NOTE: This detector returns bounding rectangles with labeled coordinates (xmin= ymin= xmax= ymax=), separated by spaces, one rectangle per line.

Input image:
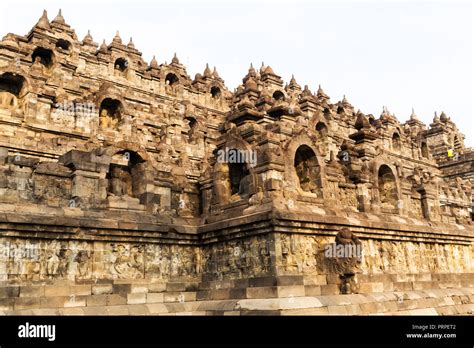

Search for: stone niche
xmin=377 ymin=165 xmax=399 ymax=213
xmin=0 ymin=72 xmax=26 ymax=117
xmin=99 ymin=98 xmax=123 ymax=130
xmin=294 ymin=145 xmax=322 ymax=195
xmin=106 ymin=150 xmax=145 ymax=210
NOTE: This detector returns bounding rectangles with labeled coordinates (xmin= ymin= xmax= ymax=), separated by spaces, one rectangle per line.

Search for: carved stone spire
xmin=317 ymin=84 xmax=329 ymax=101
xmin=99 ymin=39 xmax=108 ymax=52
xmin=127 ymin=37 xmax=135 ymax=49
xmin=52 ymin=9 xmax=65 ymax=24
xmin=440 ymin=111 xmax=448 ymax=122
xmin=301 ymin=85 xmax=313 ymax=98
xmin=83 ymin=30 xmax=93 ymax=44
xmin=35 ymin=10 xmax=50 ymax=30
xmin=112 ymin=31 xmax=122 ymax=44
xmin=212 ymin=66 xmax=220 ymax=79
xmin=203 ymin=63 xmax=212 ymax=78
xmin=410 ymin=107 xmax=418 ymax=120
xmin=287 ymin=74 xmax=301 ymax=91
xmin=171 ymin=53 xmax=180 ymax=65
xmin=150 ymin=55 xmax=159 ymax=69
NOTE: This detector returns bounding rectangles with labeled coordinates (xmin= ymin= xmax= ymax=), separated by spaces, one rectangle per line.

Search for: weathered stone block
xmin=127 ymin=293 xmax=147 ymax=305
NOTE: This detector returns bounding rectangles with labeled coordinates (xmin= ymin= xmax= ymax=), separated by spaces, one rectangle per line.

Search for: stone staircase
xmin=1 ymin=273 xmax=473 ymax=315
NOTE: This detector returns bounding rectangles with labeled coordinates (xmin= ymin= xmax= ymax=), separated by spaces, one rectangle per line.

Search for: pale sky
xmin=1 ymin=0 xmax=473 ymax=146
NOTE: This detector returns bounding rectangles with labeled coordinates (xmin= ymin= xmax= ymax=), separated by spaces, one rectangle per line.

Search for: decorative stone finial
xmin=440 ymin=111 xmax=448 ymax=122
xmin=52 ymin=9 xmax=65 ymax=24
xmin=301 ymin=85 xmax=312 ymax=98
xmin=99 ymin=39 xmax=108 ymax=52
xmin=263 ymin=65 xmax=275 ymax=75
xmin=150 ymin=55 xmax=159 ymax=69
xmin=410 ymin=107 xmax=418 ymax=120
xmin=36 ymin=10 xmax=50 ymax=30
xmin=203 ymin=63 xmax=212 ymax=78
xmin=317 ymin=84 xmax=329 ymax=100
xmin=83 ymin=30 xmax=93 ymax=43
xmin=127 ymin=37 xmax=135 ymax=49
xmin=171 ymin=52 xmax=179 ymax=64
xmin=113 ymin=31 xmax=122 ymax=44
xmin=212 ymin=66 xmax=220 ymax=79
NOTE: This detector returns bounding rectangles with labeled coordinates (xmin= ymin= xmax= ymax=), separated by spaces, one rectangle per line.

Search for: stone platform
xmin=1 ymin=273 xmax=473 ymax=315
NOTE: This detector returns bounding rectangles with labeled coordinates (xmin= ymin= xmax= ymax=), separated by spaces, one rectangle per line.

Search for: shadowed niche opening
xmin=0 ymin=73 xmax=26 ymax=108
xmin=378 ymin=165 xmax=398 ymax=210
xmin=421 ymin=142 xmax=429 ymax=158
xmin=210 ymin=86 xmax=221 ymax=98
xmin=32 ymin=47 xmax=54 ymax=68
xmin=165 ymin=73 xmax=179 ymax=86
xmin=99 ymin=98 xmax=123 ymax=129
xmin=294 ymin=145 xmax=320 ymax=193
xmin=114 ymin=58 xmax=128 ymax=72
xmin=56 ymin=39 xmax=71 ymax=51
xmin=273 ymin=90 xmax=285 ymax=101
xmin=392 ymin=132 xmax=401 ymax=151
xmin=185 ymin=117 xmax=197 ymax=141
xmin=316 ymin=122 xmax=328 ymax=141
xmin=107 ymin=150 xmax=145 ymax=198
xmin=228 ymin=157 xmax=250 ymax=196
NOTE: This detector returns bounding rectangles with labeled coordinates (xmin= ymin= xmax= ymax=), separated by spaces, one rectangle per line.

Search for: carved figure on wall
xmin=331 ymin=228 xmax=362 ymax=294
xmin=211 ymin=162 xmax=231 ymax=204
xmin=74 ymin=243 xmax=91 ymax=279
xmin=108 ymin=165 xmax=133 ymax=197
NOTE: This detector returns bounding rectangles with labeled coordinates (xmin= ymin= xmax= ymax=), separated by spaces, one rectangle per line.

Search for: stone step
xmin=2 ymin=287 xmax=473 ymax=316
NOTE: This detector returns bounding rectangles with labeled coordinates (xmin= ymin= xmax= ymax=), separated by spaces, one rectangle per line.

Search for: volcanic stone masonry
xmin=0 ymin=10 xmax=472 ymax=315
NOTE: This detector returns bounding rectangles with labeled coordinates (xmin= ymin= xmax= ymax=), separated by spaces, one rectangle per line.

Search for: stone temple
xmin=0 ymin=10 xmax=472 ymax=315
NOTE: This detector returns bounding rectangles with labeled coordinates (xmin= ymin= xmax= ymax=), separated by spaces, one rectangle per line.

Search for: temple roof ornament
xmin=52 ymin=9 xmax=66 ymax=25
xmin=149 ymin=55 xmax=159 ymax=69
xmin=263 ymin=65 xmax=276 ymax=75
xmin=127 ymin=37 xmax=135 ymax=49
xmin=301 ymin=85 xmax=313 ymax=98
xmin=244 ymin=77 xmax=259 ymax=92
xmin=99 ymin=40 xmax=108 ymax=52
xmin=171 ymin=52 xmax=180 ymax=65
xmin=83 ymin=30 xmax=93 ymax=43
xmin=212 ymin=66 xmax=220 ymax=79
xmin=440 ymin=111 xmax=448 ymax=122
xmin=203 ymin=63 xmax=212 ymax=78
xmin=410 ymin=107 xmax=418 ymax=120
xmin=317 ymin=84 xmax=329 ymax=101
xmin=35 ymin=10 xmax=51 ymax=30
xmin=112 ymin=31 xmax=122 ymax=44
xmin=287 ymin=74 xmax=301 ymax=91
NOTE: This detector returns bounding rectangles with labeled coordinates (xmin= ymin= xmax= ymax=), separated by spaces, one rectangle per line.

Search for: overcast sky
xmin=1 ymin=0 xmax=472 ymax=146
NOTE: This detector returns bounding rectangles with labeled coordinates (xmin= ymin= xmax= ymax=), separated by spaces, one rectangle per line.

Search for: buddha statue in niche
xmin=295 ymin=159 xmax=319 ymax=193
xmin=379 ymin=176 xmax=397 ymax=208
xmin=211 ymin=162 xmax=231 ymax=205
xmin=108 ymin=165 xmax=133 ymax=197
xmin=99 ymin=108 xmax=110 ymax=129
xmin=0 ymin=91 xmax=17 ymax=108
